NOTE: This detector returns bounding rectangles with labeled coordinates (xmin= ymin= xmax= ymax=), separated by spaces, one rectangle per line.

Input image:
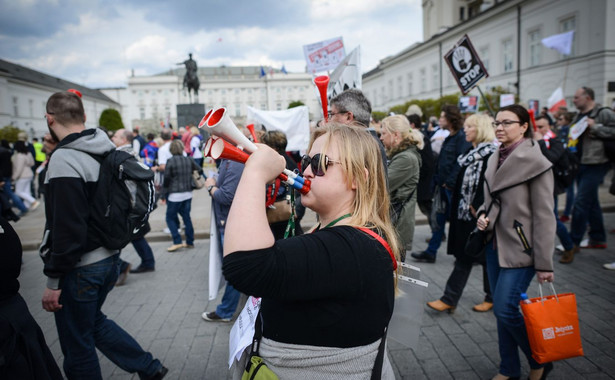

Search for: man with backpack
xmin=568 ymin=87 xmax=615 ymax=254
xmin=40 ymin=92 xmax=167 ymax=379
xmin=534 ymin=116 xmax=577 ymax=264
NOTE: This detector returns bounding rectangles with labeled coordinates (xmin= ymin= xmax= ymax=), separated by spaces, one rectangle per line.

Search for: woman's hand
xmin=536 ymin=271 xmax=554 ymax=284
xmin=245 ymin=144 xmax=286 ymax=183
xmin=477 ymin=214 xmax=490 ymax=231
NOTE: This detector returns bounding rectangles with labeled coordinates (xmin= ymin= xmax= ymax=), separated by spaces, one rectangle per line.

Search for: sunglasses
xmin=301 ymin=153 xmax=341 ymax=176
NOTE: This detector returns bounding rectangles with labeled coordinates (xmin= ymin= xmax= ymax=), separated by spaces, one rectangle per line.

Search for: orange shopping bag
xmin=520 ymin=283 xmax=584 ymax=364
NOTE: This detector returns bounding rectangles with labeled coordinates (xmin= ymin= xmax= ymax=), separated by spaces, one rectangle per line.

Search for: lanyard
xmin=323 ymin=213 xmax=352 ymax=229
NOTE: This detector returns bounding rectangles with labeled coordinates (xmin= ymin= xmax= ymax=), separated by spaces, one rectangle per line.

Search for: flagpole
xmin=476 ymin=85 xmax=495 ymax=118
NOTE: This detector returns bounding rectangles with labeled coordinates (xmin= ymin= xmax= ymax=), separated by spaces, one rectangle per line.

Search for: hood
xmin=57 ymin=128 xmax=115 ymax=156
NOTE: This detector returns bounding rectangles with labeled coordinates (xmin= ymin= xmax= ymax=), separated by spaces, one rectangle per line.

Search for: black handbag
xmin=464 ymin=181 xmax=499 ymax=258
xmin=464 ymin=228 xmax=488 ymax=258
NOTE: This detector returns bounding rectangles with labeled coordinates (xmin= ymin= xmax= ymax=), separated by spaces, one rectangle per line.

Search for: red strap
xmin=355 ymin=227 xmax=397 ymax=271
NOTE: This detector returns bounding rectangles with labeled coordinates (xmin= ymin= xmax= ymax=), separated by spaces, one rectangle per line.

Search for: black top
xmin=0 ymin=216 xmax=22 ymax=301
xmin=222 ymin=225 xmax=394 ymax=347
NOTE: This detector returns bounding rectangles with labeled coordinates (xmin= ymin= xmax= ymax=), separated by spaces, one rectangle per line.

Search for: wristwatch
xmin=207 ymin=185 xmax=214 ymax=195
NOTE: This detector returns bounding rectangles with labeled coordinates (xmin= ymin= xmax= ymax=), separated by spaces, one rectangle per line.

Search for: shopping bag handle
xmin=538 ymin=282 xmax=559 ymax=305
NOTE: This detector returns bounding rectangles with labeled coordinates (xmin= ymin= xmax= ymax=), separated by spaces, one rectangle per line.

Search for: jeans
xmin=485 ymin=241 xmax=543 ymax=377
xmin=132 ymin=237 xmax=155 ymax=268
xmin=215 ymin=232 xmax=241 ymax=318
xmin=2 ymin=177 xmax=27 ymax=213
xmin=425 ymin=188 xmax=451 ymax=256
xmin=570 ymin=163 xmax=610 ymax=245
xmin=166 ymin=198 xmax=194 ymax=245
xmin=15 ymin=178 xmax=36 ymax=207
xmin=554 ymin=196 xmax=574 ymax=251
xmin=441 ymin=259 xmax=492 ymax=307
xmin=563 ymin=183 xmax=575 ymax=217
xmin=54 ymin=255 xmax=161 ymax=380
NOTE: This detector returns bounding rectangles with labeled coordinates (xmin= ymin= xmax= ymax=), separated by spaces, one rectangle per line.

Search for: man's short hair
xmin=582 ymin=86 xmax=595 ymax=100
xmin=330 ymin=89 xmax=372 ymax=127
xmin=160 ymin=129 xmax=172 ymax=141
xmin=46 ymin=92 xmax=85 ymax=125
xmin=118 ymin=129 xmax=133 ymax=144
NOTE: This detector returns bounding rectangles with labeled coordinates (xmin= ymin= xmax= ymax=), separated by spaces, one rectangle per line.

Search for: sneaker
xmin=147 ymin=366 xmax=168 ymax=380
xmin=202 ymin=311 xmax=231 ymax=322
xmin=183 ymin=243 xmax=195 ymax=249
xmin=559 ymin=245 xmax=579 ymax=264
xmin=580 ymin=240 xmax=607 ymax=249
xmin=163 ymin=227 xmax=171 ymax=234
xmin=29 ymin=200 xmax=40 ymax=211
xmin=603 ymin=262 xmax=615 ymax=270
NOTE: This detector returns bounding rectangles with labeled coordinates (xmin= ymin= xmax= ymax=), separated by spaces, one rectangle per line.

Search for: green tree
xmin=0 ymin=125 xmax=24 ymax=143
xmin=371 ymin=111 xmax=387 ymax=122
xmin=99 ymin=109 xmax=124 ymax=132
xmin=288 ymin=101 xmax=305 ymax=109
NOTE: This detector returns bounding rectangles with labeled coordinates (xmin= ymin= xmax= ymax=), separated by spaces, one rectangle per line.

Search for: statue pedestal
xmin=176 ymin=103 xmax=206 ymax=129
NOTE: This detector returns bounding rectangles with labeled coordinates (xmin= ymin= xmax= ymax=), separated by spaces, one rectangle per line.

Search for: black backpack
xmin=89 ymin=150 xmax=156 ymax=249
xmin=553 ymin=148 xmax=579 ymax=191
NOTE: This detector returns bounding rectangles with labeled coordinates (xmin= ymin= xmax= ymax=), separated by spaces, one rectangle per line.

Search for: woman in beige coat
xmin=12 ymin=141 xmax=39 ymax=211
xmin=477 ymin=104 xmax=555 ymax=380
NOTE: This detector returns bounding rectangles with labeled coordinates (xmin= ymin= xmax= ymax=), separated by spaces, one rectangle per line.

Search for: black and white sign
xmin=444 ymin=34 xmax=489 ymax=95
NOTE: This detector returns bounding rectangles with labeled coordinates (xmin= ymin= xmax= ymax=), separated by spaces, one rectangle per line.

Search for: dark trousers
xmin=441 ymin=259 xmax=492 ymax=307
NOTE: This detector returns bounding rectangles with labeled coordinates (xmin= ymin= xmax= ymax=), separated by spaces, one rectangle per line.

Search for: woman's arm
xmin=223 ymin=145 xmax=286 ymax=256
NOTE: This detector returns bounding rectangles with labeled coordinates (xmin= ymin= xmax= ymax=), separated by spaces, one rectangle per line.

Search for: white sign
xmin=208 ymin=208 xmax=225 ymax=300
xmin=247 ymin=106 xmax=310 ymax=152
xmin=229 ymin=296 xmax=261 ymax=368
xmin=569 ymin=116 xmax=588 ymax=141
xmin=500 ymin=94 xmax=515 ymax=107
xmin=327 ymin=46 xmax=362 ymax=99
xmin=303 ymin=36 xmax=345 ymax=74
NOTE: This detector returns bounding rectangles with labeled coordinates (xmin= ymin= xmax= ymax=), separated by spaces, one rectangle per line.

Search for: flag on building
xmin=281 ymin=65 xmax=288 ymax=74
xmin=547 ymin=87 xmax=567 ymax=113
xmin=541 ymin=31 xmax=574 ymax=56
xmin=259 ymin=66 xmax=266 ymax=78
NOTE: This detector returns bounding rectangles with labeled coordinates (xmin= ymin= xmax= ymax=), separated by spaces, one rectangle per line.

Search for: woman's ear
xmin=351 ymin=168 xmax=369 ymax=190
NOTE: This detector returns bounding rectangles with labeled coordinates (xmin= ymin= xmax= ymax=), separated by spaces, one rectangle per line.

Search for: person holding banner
xmin=379 ymin=115 xmax=422 ymax=258
xmin=222 ymin=123 xmax=398 ymax=379
xmin=202 ymin=158 xmax=245 ymax=323
xmin=476 ymin=104 xmax=555 ymax=380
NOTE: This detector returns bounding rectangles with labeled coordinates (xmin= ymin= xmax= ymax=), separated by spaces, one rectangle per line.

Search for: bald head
xmin=112 ymin=128 xmax=134 ymax=147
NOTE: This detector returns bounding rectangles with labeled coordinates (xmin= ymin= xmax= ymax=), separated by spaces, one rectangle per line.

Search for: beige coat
xmin=12 ymin=152 xmax=34 ymax=181
xmin=480 ymin=139 xmax=555 ymax=272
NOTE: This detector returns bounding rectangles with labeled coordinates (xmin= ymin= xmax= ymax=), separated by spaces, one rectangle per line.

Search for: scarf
xmin=457 ymin=142 xmax=497 ymax=221
xmin=498 ymin=137 xmax=526 ymax=168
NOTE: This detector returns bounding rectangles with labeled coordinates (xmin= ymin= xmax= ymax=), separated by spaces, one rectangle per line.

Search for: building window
xmin=388 ymin=80 xmax=394 ymax=102
xmin=431 ymin=64 xmax=439 ymax=91
xmin=479 ymin=46 xmax=489 ymax=71
xmin=459 ymin=6 xmax=465 ymax=21
xmin=420 ymin=68 xmax=426 ymax=93
xmin=276 ymin=103 xmax=282 ymax=110
xmin=560 ymin=16 xmax=576 ymax=57
xmin=503 ymin=39 xmax=513 ymax=72
xmin=29 ymin=99 xmax=34 ymax=117
xmin=235 ymin=103 xmax=241 ymax=117
xmin=529 ymin=29 xmax=541 ymax=67
xmin=261 ymin=103 xmax=266 ymax=110
xmin=12 ymin=97 xmax=18 ymax=116
xmin=139 ymin=107 xmax=145 ymax=119
xmin=397 ymin=76 xmax=403 ymax=99
xmin=407 ymin=73 xmax=413 ymax=96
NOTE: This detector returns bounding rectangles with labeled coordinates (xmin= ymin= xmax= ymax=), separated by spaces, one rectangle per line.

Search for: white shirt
xmin=158 ymin=142 xmax=172 ymax=166
xmin=190 ymin=136 xmax=203 ymax=159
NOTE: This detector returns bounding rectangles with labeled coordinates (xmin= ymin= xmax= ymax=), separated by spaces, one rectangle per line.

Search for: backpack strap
xmin=355 ymin=227 xmax=397 ymax=271
xmin=371 ymin=326 xmax=388 ymax=380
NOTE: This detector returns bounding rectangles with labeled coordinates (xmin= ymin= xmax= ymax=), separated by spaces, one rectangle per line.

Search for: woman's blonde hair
xmin=381 ymin=115 xmax=424 ymax=153
xmin=190 ymin=126 xmax=200 ymax=136
xmin=465 ymin=114 xmax=495 ymax=144
xmin=310 ymin=123 xmax=401 ymax=279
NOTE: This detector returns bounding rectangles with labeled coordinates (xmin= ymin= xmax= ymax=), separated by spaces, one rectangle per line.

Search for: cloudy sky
xmin=0 ymin=0 xmax=423 ymax=89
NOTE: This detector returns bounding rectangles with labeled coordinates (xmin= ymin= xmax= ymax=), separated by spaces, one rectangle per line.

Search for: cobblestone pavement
xmin=16 ymin=211 xmax=615 ymax=379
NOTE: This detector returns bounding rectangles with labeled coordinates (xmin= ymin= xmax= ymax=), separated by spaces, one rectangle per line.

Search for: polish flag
xmin=547 ymin=87 xmax=566 ymax=113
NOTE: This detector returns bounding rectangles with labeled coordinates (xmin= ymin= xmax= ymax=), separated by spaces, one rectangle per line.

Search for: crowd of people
xmin=1 ymin=85 xmax=614 ymax=380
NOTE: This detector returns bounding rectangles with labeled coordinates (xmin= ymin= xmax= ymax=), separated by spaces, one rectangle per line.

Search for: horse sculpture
xmin=178 ymin=53 xmax=200 ymax=103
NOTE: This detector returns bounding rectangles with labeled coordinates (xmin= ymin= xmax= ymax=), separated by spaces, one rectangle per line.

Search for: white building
xmin=101 ymin=66 xmax=321 ymax=130
xmin=364 ymin=0 xmax=615 ymax=113
xmin=0 ymin=59 xmax=120 ymax=138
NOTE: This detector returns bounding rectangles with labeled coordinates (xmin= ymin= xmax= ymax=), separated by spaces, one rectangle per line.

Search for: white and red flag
xmin=548 ymin=87 xmax=566 ymax=113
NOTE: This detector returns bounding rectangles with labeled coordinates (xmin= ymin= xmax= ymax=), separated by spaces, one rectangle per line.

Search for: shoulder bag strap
xmin=355 ymin=227 xmax=397 ymax=271
xmin=370 ymin=326 xmax=388 ymax=380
